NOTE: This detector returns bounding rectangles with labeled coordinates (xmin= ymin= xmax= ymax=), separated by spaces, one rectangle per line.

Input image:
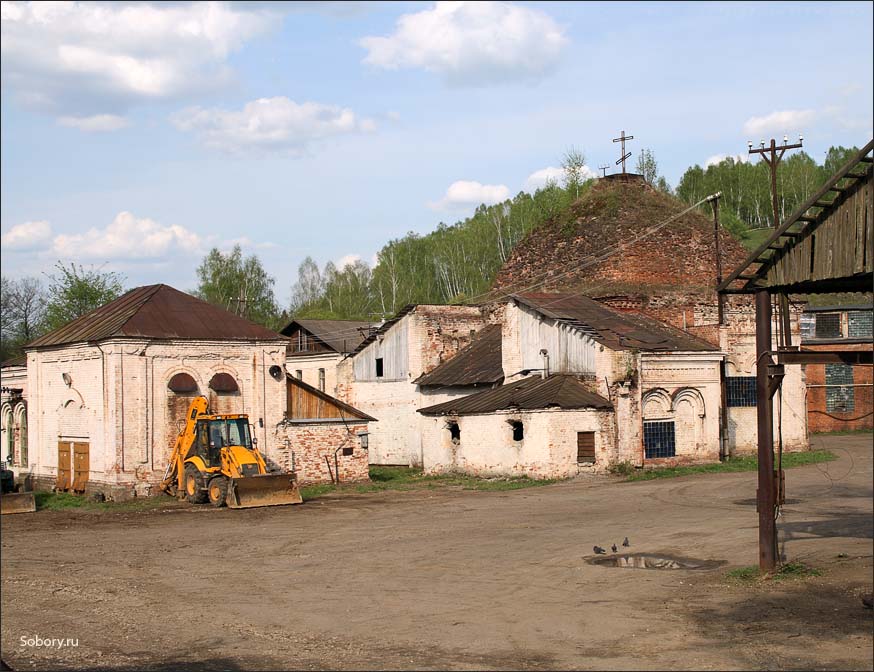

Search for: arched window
xmin=209 ymin=373 xmax=239 ymax=394
xmin=168 ymin=373 xmax=198 ymax=393
xmin=16 ymin=405 xmax=27 ymax=467
xmin=2 ymin=407 xmax=12 ymax=463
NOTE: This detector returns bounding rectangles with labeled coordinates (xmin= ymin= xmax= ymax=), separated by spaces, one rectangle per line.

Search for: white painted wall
xmin=285 ymin=352 xmax=342 ymax=395
xmin=25 ymin=337 xmax=288 ymax=493
xmin=420 ymin=408 xmax=615 ymax=478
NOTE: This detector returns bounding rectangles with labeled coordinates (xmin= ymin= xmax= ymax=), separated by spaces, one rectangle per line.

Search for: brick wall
xmin=803 ymin=343 xmax=873 ymax=433
xmin=273 ymin=421 xmax=370 ymax=485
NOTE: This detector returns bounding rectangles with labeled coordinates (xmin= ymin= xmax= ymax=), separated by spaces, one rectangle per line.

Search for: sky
xmin=2 ymin=1 xmax=872 ymax=307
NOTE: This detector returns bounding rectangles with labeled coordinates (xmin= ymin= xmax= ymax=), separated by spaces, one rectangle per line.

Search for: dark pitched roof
xmin=512 ymin=293 xmax=717 ymax=352
xmin=348 ymin=304 xmax=416 ymax=357
xmin=414 ymin=324 xmax=503 ymax=387
xmin=0 ymin=355 xmax=26 ymax=368
xmin=418 ymin=374 xmax=612 ymax=416
xmin=281 ymin=319 xmax=371 ymax=354
xmin=26 ymin=284 xmax=284 ymax=349
xmin=286 ymin=374 xmax=376 ymax=421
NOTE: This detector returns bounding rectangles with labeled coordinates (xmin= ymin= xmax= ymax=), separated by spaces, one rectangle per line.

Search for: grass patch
xmin=34 ymin=491 xmax=177 ymax=512
xmin=727 ymin=561 xmax=822 ymax=584
xmin=624 ymin=450 xmax=836 ymax=482
xmin=811 ymin=429 xmax=873 ymax=437
xmin=300 ymin=466 xmax=556 ymax=501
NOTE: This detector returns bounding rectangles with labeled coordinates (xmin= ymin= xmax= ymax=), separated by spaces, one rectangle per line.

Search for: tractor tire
xmin=184 ymin=465 xmax=208 ymax=504
xmin=207 ymin=476 xmax=229 ymax=508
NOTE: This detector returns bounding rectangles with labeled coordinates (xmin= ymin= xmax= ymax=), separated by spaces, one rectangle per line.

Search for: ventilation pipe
xmin=540 ymin=349 xmax=550 ymax=379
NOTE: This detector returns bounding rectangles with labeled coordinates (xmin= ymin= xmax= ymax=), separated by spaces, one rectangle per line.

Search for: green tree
xmin=636 ymin=148 xmax=671 ymax=193
xmin=195 ymin=245 xmax=281 ymax=329
xmin=289 ymin=256 xmax=324 ymax=313
xmin=561 ymin=146 xmax=588 ymax=199
xmin=44 ymin=262 xmax=125 ymax=332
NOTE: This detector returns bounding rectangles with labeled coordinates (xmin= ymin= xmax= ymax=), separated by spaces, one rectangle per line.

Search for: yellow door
xmin=57 ymin=442 xmax=72 ymax=491
xmin=72 ymin=442 xmax=89 ymax=492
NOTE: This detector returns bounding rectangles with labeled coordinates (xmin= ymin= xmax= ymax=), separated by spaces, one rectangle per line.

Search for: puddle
xmin=587 ymin=552 xmax=725 ymax=570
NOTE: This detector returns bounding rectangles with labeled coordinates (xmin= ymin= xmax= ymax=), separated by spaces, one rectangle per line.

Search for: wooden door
xmin=57 ymin=441 xmax=72 ymax=490
xmin=72 ymin=442 xmax=89 ymax=492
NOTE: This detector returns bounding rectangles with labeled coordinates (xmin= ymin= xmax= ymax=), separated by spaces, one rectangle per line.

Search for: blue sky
xmin=2 ymin=1 xmax=872 ymax=306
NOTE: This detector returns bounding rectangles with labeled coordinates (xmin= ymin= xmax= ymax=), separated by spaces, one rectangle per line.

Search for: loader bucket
xmin=227 ymin=474 xmax=303 ymax=509
xmin=1 ymin=492 xmax=37 ymax=515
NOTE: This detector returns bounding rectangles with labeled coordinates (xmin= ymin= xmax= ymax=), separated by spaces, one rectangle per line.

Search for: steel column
xmin=755 ymin=289 xmax=777 ymax=571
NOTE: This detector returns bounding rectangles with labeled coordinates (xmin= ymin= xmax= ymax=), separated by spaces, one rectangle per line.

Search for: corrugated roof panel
xmin=415 ymin=324 xmax=503 ymax=387
xmin=418 ymin=374 xmax=612 ymax=416
xmin=513 ymin=293 xmax=717 ymax=352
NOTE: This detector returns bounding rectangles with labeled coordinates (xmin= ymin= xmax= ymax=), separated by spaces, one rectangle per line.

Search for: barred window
xmin=825 ymin=364 xmax=855 ymax=413
xmin=726 ymin=377 xmax=757 ymax=407
xmin=814 ymin=313 xmax=842 ymax=339
xmin=848 ymin=311 xmax=872 ymax=339
xmin=644 ymin=421 xmax=675 ymax=459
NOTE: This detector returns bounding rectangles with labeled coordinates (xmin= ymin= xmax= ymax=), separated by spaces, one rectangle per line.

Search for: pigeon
xmin=593 ymin=545 xmax=606 ymax=555
xmin=622 ymin=537 xmax=630 ymax=547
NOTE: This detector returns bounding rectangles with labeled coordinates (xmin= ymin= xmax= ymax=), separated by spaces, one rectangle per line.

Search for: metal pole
xmin=769 ymin=139 xmax=780 ymax=229
xmin=711 ymin=195 xmax=724 ymax=325
xmin=755 ymin=289 xmax=777 ymax=572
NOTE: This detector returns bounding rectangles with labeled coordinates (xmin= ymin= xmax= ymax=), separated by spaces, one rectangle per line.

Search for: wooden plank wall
xmin=287 ymin=382 xmax=346 ymax=420
xmin=768 ymin=170 xmax=872 ymax=287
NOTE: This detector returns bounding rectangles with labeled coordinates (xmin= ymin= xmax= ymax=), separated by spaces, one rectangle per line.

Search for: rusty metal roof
xmin=26 ymin=284 xmax=284 ymax=349
xmin=281 ymin=318 xmax=372 ymax=354
xmin=512 ymin=293 xmax=717 ymax=352
xmin=414 ymin=324 xmax=503 ymax=387
xmin=418 ymin=374 xmax=612 ymax=416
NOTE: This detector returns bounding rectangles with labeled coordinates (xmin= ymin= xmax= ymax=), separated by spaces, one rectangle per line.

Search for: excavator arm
xmin=159 ymin=396 xmax=209 ymax=496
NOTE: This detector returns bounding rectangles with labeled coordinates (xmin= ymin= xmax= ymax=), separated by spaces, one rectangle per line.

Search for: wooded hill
xmin=292 ymin=145 xmax=861 ymax=320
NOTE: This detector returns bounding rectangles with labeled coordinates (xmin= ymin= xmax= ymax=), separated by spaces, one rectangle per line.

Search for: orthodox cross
xmin=613 ymin=130 xmax=634 ymax=174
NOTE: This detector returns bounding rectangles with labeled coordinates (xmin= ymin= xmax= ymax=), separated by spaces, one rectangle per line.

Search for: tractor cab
xmin=192 ymin=416 xmax=253 ymax=468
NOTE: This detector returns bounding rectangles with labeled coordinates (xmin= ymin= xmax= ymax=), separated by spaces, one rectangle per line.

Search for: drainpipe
xmin=540 ymin=349 xmax=549 ymax=379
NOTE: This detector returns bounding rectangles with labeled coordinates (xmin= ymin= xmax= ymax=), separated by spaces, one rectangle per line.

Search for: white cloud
xmin=1 ymin=220 xmax=53 ymax=250
xmin=524 ymin=165 xmax=597 ymax=192
xmin=172 ymin=97 xmax=376 ymax=155
xmin=429 ymin=180 xmax=510 ymax=211
xmin=742 ymin=109 xmax=816 ymax=137
xmin=57 ymin=114 xmax=130 ymax=132
xmin=360 ymin=1 xmax=568 ymax=86
xmin=1 ymin=1 xmax=273 ymax=116
xmin=704 ymin=154 xmax=748 ymax=168
xmin=336 ymin=254 xmax=362 ymax=270
xmin=51 ymin=211 xmax=202 ymax=261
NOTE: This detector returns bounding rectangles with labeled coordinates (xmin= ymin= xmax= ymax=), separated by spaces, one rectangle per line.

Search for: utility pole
xmin=706 ymin=192 xmax=724 ymax=325
xmin=613 ymin=130 xmax=634 ymax=174
xmin=747 ymin=134 xmax=801 ymax=574
xmin=747 ymin=134 xmax=803 ymax=228
xmin=598 ymin=164 xmax=610 ymax=178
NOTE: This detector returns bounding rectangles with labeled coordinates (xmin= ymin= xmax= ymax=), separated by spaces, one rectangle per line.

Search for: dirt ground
xmin=1 ymin=434 xmax=872 ymax=671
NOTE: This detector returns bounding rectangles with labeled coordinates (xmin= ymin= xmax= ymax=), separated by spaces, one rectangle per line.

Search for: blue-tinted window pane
xmin=848 ymin=311 xmax=872 ymax=339
xmin=726 ymin=376 xmax=757 ymax=407
xmin=644 ymin=421 xmax=675 ymax=459
xmin=825 ymin=364 xmax=855 ymax=412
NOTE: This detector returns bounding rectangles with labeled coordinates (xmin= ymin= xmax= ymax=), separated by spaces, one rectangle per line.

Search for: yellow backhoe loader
xmin=160 ymin=397 xmax=302 ymax=509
